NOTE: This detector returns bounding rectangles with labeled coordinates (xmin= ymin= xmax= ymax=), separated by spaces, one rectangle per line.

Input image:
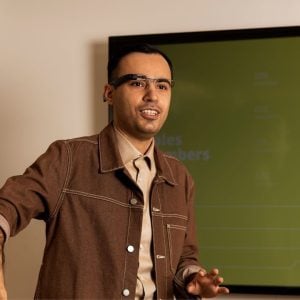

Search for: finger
xmin=218 ymin=286 xmax=230 ymax=294
xmin=214 ymin=276 xmax=224 ymax=285
xmin=208 ymin=268 xmax=219 ymax=276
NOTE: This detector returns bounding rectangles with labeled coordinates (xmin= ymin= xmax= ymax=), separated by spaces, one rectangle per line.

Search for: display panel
xmin=109 ymin=27 xmax=300 ymax=294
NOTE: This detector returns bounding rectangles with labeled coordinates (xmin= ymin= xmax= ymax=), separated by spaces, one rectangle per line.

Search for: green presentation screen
xmin=109 ymin=27 xmax=300 ymax=294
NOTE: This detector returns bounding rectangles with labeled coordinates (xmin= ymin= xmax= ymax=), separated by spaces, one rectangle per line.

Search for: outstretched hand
xmin=186 ymin=268 xmax=229 ymax=298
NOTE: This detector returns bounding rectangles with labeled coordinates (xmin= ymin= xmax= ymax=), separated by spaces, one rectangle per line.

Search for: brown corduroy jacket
xmin=0 ymin=123 xmax=201 ymax=299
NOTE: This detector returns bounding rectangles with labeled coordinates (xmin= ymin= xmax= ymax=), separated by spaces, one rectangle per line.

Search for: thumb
xmin=186 ymin=272 xmax=204 ymax=295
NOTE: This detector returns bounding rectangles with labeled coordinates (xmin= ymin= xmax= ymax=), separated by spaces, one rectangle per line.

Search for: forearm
xmin=0 ymin=229 xmax=7 ymax=299
xmin=0 ymin=228 xmax=5 ymax=265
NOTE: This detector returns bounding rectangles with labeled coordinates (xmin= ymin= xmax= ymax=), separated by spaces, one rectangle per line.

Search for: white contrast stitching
xmin=152 ymin=212 xmax=188 ymax=220
xmin=63 ymin=188 xmax=144 ymax=209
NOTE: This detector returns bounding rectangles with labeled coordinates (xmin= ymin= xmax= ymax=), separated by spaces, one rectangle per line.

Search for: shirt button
xmin=127 ymin=245 xmax=135 ymax=253
xmin=130 ymin=198 xmax=138 ymax=205
xmin=122 ymin=289 xmax=130 ymax=296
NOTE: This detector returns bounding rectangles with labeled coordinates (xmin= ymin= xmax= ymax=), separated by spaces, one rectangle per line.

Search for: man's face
xmin=104 ymin=52 xmax=172 ymax=142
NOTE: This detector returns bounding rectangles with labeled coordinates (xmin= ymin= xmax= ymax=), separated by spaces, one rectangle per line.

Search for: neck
xmin=132 ymin=138 xmax=153 ymax=154
xmin=115 ymin=127 xmax=153 ymax=154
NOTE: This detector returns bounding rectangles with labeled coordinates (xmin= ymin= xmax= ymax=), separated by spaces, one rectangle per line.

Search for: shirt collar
xmin=114 ymin=126 xmax=155 ymax=169
xmin=98 ymin=122 xmax=177 ymax=185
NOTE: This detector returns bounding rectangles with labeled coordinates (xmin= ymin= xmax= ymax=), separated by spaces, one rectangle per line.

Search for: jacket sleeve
xmin=173 ymin=172 xmax=203 ymax=299
xmin=0 ymin=140 xmax=69 ymax=237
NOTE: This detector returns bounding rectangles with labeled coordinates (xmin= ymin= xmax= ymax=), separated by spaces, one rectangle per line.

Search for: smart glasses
xmin=109 ymin=74 xmax=175 ymax=90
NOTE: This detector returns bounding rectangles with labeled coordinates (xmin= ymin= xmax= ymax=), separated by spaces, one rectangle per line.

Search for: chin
xmin=136 ymin=122 xmax=163 ymax=139
xmin=138 ymin=129 xmax=158 ymax=140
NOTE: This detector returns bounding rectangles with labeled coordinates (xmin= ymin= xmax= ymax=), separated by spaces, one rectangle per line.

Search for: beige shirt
xmin=114 ymin=128 xmax=157 ymax=299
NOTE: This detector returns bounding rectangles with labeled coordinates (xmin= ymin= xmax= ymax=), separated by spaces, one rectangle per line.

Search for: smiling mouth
xmin=141 ymin=109 xmax=159 ymax=116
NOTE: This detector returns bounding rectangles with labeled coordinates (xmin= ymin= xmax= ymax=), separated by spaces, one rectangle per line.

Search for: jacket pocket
xmin=166 ymin=224 xmax=187 ymax=275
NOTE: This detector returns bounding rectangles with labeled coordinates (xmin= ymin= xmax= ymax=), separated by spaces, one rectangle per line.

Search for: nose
xmin=143 ymin=82 xmax=158 ymax=102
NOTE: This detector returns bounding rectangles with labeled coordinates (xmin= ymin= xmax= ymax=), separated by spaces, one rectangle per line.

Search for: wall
xmin=0 ymin=0 xmax=299 ymax=298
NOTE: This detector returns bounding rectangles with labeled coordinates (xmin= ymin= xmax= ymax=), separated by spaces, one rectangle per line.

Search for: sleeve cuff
xmin=0 ymin=214 xmax=10 ymax=242
xmin=183 ymin=265 xmax=206 ymax=280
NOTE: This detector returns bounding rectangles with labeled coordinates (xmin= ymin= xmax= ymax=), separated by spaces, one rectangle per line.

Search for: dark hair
xmin=107 ymin=44 xmax=174 ymax=82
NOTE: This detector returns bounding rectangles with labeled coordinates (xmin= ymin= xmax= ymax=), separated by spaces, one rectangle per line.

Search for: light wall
xmin=0 ymin=0 xmax=299 ymax=299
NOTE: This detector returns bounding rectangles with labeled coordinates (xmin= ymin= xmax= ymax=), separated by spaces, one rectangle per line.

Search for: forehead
xmin=115 ymin=52 xmax=172 ymax=79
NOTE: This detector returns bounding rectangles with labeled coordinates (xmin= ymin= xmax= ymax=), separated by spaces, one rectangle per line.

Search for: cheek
xmin=162 ymin=97 xmax=171 ymax=115
xmin=113 ymin=97 xmax=137 ymax=120
xmin=114 ymin=90 xmax=139 ymax=110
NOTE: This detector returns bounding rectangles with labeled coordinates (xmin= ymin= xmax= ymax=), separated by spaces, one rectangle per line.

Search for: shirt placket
xmin=133 ymin=157 xmax=156 ymax=299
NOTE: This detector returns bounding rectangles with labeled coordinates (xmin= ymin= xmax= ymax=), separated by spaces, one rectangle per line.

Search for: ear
xmin=103 ymin=84 xmax=114 ymax=105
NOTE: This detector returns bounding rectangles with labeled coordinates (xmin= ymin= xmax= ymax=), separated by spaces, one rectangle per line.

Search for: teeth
xmin=142 ymin=109 xmax=158 ymax=116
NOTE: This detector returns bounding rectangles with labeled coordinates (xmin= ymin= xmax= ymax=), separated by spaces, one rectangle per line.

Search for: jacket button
xmin=127 ymin=245 xmax=135 ymax=253
xmin=130 ymin=198 xmax=138 ymax=205
xmin=122 ymin=288 xmax=130 ymax=296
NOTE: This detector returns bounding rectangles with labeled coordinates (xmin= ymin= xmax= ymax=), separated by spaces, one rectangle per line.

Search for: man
xmin=0 ymin=44 xmax=229 ymax=299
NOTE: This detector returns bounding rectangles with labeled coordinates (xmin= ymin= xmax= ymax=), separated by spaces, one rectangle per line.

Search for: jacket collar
xmin=98 ymin=123 xmax=177 ymax=186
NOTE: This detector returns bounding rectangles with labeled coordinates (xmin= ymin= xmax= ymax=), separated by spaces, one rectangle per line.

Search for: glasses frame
xmin=109 ymin=73 xmax=175 ymax=89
